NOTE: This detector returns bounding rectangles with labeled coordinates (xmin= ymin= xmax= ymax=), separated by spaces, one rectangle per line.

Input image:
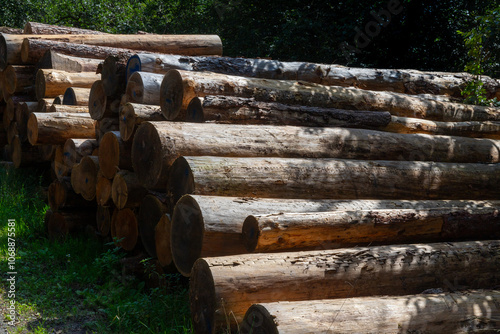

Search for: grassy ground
xmin=0 ymin=165 xmax=192 ymax=333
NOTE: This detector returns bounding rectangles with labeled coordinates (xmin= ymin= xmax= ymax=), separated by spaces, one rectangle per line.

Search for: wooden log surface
xmin=46 ymin=209 xmax=96 ymax=239
xmin=11 ymin=135 xmax=44 ymax=168
xmin=155 ymin=214 xmax=172 ymax=267
xmin=100 ymin=55 xmax=127 ymax=97
xmin=137 ymin=194 xmax=169 ymax=258
xmin=53 ymin=145 xmax=69 ymax=179
xmin=133 ymin=121 xmax=500 ymax=189
xmin=23 ymin=22 xmax=109 ymax=35
xmin=48 ymin=177 xmax=94 ymax=212
xmin=241 ymin=291 xmax=500 ymax=334
xmin=37 ymin=50 xmax=102 ymax=73
xmin=3 ymin=65 xmax=35 ymax=95
xmin=111 ymin=170 xmax=148 ymax=209
xmin=38 ymin=144 xmax=56 ymax=161
xmin=185 ymin=95 xmax=392 ymax=129
xmin=75 ymin=155 xmax=99 ymax=201
xmin=171 ymin=195 xmax=496 ymax=276
xmin=98 ymin=131 xmax=132 ymax=179
xmin=88 ymin=80 xmax=121 ymax=120
xmin=96 ymin=205 xmax=113 ymax=237
xmin=62 ymin=138 xmax=97 ymax=168
xmin=95 ymin=117 xmax=119 ymax=144
xmin=125 ymin=71 xmax=164 ymax=105
xmin=15 ymin=101 xmax=37 ymax=142
xmin=27 ymin=112 xmax=96 ymax=145
xmin=35 ymin=69 xmax=100 ymax=100
xmin=96 ymin=173 xmax=112 ymax=206
xmin=119 ymin=103 xmax=163 ymax=142
xmin=110 ymin=207 xmax=138 ymax=251
xmin=189 ymin=240 xmax=500 ymax=333
xmin=159 ymin=69 xmax=500 ymax=122
xmin=62 ymin=87 xmax=91 ymax=106
xmin=49 ymin=104 xmax=89 ymax=114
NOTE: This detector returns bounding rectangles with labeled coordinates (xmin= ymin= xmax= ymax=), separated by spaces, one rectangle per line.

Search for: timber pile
xmin=0 ymin=22 xmax=499 ymax=334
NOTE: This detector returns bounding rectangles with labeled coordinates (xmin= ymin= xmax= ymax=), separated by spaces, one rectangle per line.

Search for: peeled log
xmin=99 ymin=131 xmax=132 ymax=179
xmin=125 ymin=72 xmax=164 ymax=105
xmin=186 ymin=96 xmax=392 ymax=129
xmin=133 ymin=122 xmax=500 ymax=189
xmin=137 ymin=194 xmax=169 ymax=258
xmin=63 ymin=138 xmax=97 ymax=168
xmin=88 ymin=80 xmax=121 ymax=120
xmin=159 ymin=69 xmax=500 ymax=122
xmin=241 ymin=291 xmax=500 ymax=334
xmin=111 ymin=170 xmax=148 ymax=209
xmin=49 ymin=104 xmax=89 ymax=114
xmin=171 ymin=195 xmax=495 ymax=277
xmin=189 ymin=240 xmax=500 ymax=333
xmin=110 ymin=208 xmax=138 ymax=251
xmin=155 ymin=214 xmax=172 ymax=267
xmin=128 ymin=53 xmax=500 ymax=99
xmin=3 ymin=65 xmax=35 ymax=95
xmin=27 ymin=112 xmax=96 ymax=145
xmin=37 ymin=50 xmax=102 ymax=73
xmin=35 ymin=69 xmax=100 ymax=100
xmin=243 ymin=206 xmax=500 ymax=253
xmin=23 ymin=22 xmax=108 ymax=35
xmin=119 ymin=103 xmax=163 ymax=142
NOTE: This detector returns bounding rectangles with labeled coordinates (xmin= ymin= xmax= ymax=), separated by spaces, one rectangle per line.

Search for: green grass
xmin=0 ymin=165 xmax=192 ymax=333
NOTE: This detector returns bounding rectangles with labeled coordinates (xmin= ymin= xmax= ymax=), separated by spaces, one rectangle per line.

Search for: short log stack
xmin=0 ymin=22 xmax=499 ymax=334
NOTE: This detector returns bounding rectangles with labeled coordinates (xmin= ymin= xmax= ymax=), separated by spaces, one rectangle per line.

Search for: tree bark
xmin=62 ymin=138 xmax=97 ymax=168
xmin=185 ymin=96 xmax=392 ymax=129
xmin=74 ymin=155 xmax=99 ymax=201
xmin=243 ymin=206 xmax=500 ymax=253
xmin=110 ymin=207 xmax=138 ymax=251
xmin=241 ymin=291 xmax=500 ymax=334
xmin=111 ymin=170 xmax=148 ymax=209
xmin=155 ymin=214 xmax=173 ymax=267
xmin=3 ymin=65 xmax=35 ymax=95
xmin=35 ymin=69 xmax=100 ymax=100
xmin=37 ymin=50 xmax=102 ymax=73
xmin=98 ymin=131 xmax=132 ymax=179
xmin=159 ymin=69 xmax=500 ymax=122
xmin=62 ymin=87 xmax=91 ymax=106
xmin=137 ymin=194 xmax=169 ymax=258
xmin=133 ymin=122 xmax=500 ymax=189
xmin=48 ymin=104 xmax=89 ymax=114
xmin=119 ymin=103 xmax=163 ymax=142
xmin=88 ymin=80 xmax=121 ymax=120
xmin=189 ymin=240 xmax=500 ymax=333
xmin=23 ymin=22 xmax=109 ymax=35
xmin=170 ymin=194 xmax=495 ymax=277
xmin=125 ymin=72 xmax=164 ymax=105
xmin=27 ymin=112 xmax=96 ymax=145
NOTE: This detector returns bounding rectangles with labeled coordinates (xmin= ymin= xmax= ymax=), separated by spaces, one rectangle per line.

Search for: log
xmin=0 ymin=27 xmax=22 ymax=35
xmin=70 ymin=160 xmax=82 ymax=195
xmin=88 ymin=80 xmax=121 ymax=120
xmin=384 ymin=116 xmax=500 ymax=139
xmin=23 ymin=22 xmax=109 ymax=35
xmin=119 ymin=103 xmax=163 ymax=142
xmin=155 ymin=214 xmax=172 ymax=267
xmin=168 ymin=156 xmax=500 ymax=202
xmin=99 ymin=131 xmax=133 ymax=179
xmin=189 ymin=240 xmax=500 ymax=333
xmin=36 ymin=97 xmax=53 ymax=113
xmin=96 ymin=173 xmax=112 ymax=206
xmin=27 ymin=112 xmax=96 ymax=145
xmin=171 ymin=195 xmax=496 ymax=276
xmin=11 ymin=135 xmax=44 ymax=168
xmin=125 ymin=72 xmax=164 ymax=105
xmin=3 ymin=65 xmax=35 ymax=95
xmin=185 ymin=95 xmax=392 ymax=128
xmin=243 ymin=206 xmax=500 ymax=253
xmin=95 ymin=117 xmax=119 ymax=144
xmin=48 ymin=104 xmax=89 ymax=114
xmin=35 ymin=69 xmax=100 ymax=100
xmin=53 ymin=145 xmax=69 ymax=179
xmin=101 ymin=55 xmax=127 ymax=97
xmin=110 ymin=208 xmax=138 ymax=251
xmin=46 ymin=209 xmax=96 ymax=239
xmin=75 ymin=155 xmax=99 ymax=201
xmin=62 ymin=87 xmax=91 ymax=106
xmin=6 ymin=95 xmax=31 ymax=123
xmin=63 ymin=138 xmax=97 ymax=168
xmin=37 ymin=50 xmax=102 ymax=73
xmin=133 ymin=122 xmax=500 ymax=189
xmin=48 ymin=177 xmax=93 ymax=212
xmin=128 ymin=54 xmax=500 ymax=99
xmin=159 ymin=69 xmax=500 ymax=122
xmin=111 ymin=170 xmax=148 ymax=209
xmin=15 ymin=101 xmax=37 ymax=142
xmin=38 ymin=144 xmax=56 ymax=161
xmin=52 ymin=95 xmax=63 ymax=104
xmin=7 ymin=121 xmax=18 ymax=145
xmin=137 ymin=194 xmax=169 ymax=258
xmin=96 ymin=205 xmax=113 ymax=236
xmin=241 ymin=291 xmax=500 ymax=334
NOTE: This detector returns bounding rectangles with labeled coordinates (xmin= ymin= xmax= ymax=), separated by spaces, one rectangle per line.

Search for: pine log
xmin=169 ymin=156 xmax=500 ymax=202
xmin=49 ymin=104 xmax=89 ymax=114
xmin=137 ymin=194 xmax=169 ymax=258
xmin=155 ymin=214 xmax=172 ymax=267
xmin=125 ymin=72 xmax=164 ymax=105
xmin=189 ymin=240 xmax=500 ymax=333
xmin=37 ymin=50 xmax=102 ymax=74
xmin=23 ymin=22 xmax=109 ymax=35
xmin=96 ymin=173 xmax=112 ymax=206
xmin=27 ymin=112 xmax=96 ymax=145
xmin=243 ymin=206 xmax=500 ymax=253
xmin=119 ymin=103 xmax=163 ymax=142
xmin=88 ymin=80 xmax=121 ymax=120
xmin=185 ymin=95 xmax=392 ymax=128
xmin=159 ymin=69 xmax=500 ymax=121
xmin=15 ymin=101 xmax=37 ymax=142
xmin=171 ymin=195 xmax=495 ymax=276
xmin=99 ymin=131 xmax=133 ymax=179
xmin=35 ymin=69 xmax=100 ymax=100
xmin=128 ymin=54 xmax=500 ymax=99
xmin=46 ymin=209 xmax=96 ymax=239
xmin=11 ymin=135 xmax=44 ymax=168
xmin=101 ymin=55 xmax=127 ymax=97
xmin=96 ymin=205 xmax=113 ymax=236
xmin=48 ymin=177 xmax=93 ymax=212
xmin=63 ymin=138 xmax=97 ymax=168
xmin=241 ymin=291 xmax=500 ymax=334
xmin=95 ymin=117 xmax=119 ymax=144
xmin=62 ymin=87 xmax=91 ymax=106
xmin=111 ymin=170 xmax=148 ymax=209
xmin=133 ymin=122 xmax=500 ymax=189
xmin=384 ymin=115 xmax=500 ymax=139
xmin=76 ymin=155 xmax=99 ymax=201
xmin=53 ymin=145 xmax=70 ymax=179
xmin=110 ymin=208 xmax=138 ymax=251
xmin=3 ymin=65 xmax=35 ymax=95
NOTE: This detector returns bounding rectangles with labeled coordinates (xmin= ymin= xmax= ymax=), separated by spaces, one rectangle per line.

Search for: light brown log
xmin=189 ymin=240 xmax=500 ymax=333
xmin=96 ymin=205 xmax=113 ymax=236
xmin=95 ymin=117 xmax=119 ymax=144
xmin=96 ymin=174 xmax=112 ymax=206
xmin=35 ymin=69 xmax=100 ymax=100
xmin=11 ymin=135 xmax=44 ymax=168
xmin=3 ymin=65 xmax=35 ymax=95
xmin=133 ymin=122 xmax=500 ymax=189
xmin=241 ymin=291 xmax=500 ymax=334
xmin=88 ymin=80 xmax=121 ymax=120
xmin=52 ymin=95 xmax=63 ymax=105
xmin=27 ymin=112 xmax=96 ymax=145
xmin=155 ymin=214 xmax=172 ymax=267
xmin=128 ymin=53 xmax=500 ymax=99
xmin=48 ymin=177 xmax=93 ymax=212
xmin=185 ymin=95 xmax=392 ymax=128
xmin=111 ymin=170 xmax=148 ymax=209
xmin=99 ymin=131 xmax=132 ymax=179
xmin=37 ymin=50 xmax=102 ymax=73
xmin=101 ymin=55 xmax=127 ymax=97
xmin=49 ymin=104 xmax=89 ymax=114
xmin=63 ymin=138 xmax=97 ymax=168
xmin=125 ymin=72 xmax=164 ymax=105
xmin=171 ymin=195 xmax=496 ymax=276
xmin=384 ymin=115 xmax=500 ymax=139
xmin=62 ymin=87 xmax=91 ymax=106
xmin=137 ymin=194 xmax=169 ymax=258
xmin=243 ymin=206 xmax=500 ymax=253
xmin=46 ymin=209 xmax=96 ymax=240
xmin=76 ymin=155 xmax=99 ymax=201
xmin=119 ymin=103 xmax=163 ymax=142
xmin=15 ymin=101 xmax=37 ymax=142
xmin=23 ymin=22 xmax=109 ymax=35
xmin=159 ymin=69 xmax=500 ymax=121
xmin=53 ymin=145 xmax=69 ymax=179
xmin=110 ymin=208 xmax=138 ymax=251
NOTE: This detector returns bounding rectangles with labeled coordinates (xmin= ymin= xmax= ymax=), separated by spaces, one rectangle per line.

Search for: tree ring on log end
xmin=189 ymin=258 xmax=217 ymax=334
xmin=167 ymin=156 xmax=195 ymax=208
xmin=27 ymin=113 xmax=39 ymax=146
xmin=88 ymin=80 xmax=107 ymax=121
xmin=119 ymin=103 xmax=136 ymax=142
xmin=185 ymin=97 xmax=205 ymax=123
xmin=126 ymin=71 xmax=145 ymax=103
xmin=242 ymin=215 xmax=260 ymax=253
xmin=160 ymin=69 xmax=184 ymax=120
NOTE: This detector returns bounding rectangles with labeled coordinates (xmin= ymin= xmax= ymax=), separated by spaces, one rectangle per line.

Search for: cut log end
xmin=155 ymin=214 xmax=172 ymax=267
xmin=111 ymin=172 xmax=129 ymax=209
xmin=101 ymin=56 xmax=120 ymax=97
xmin=160 ymin=69 xmax=184 ymax=120
xmin=185 ymin=97 xmax=204 ymax=123
xmin=26 ymin=113 xmax=39 ymax=146
xmin=167 ymin=156 xmax=195 ymax=207
xmin=79 ymin=156 xmax=99 ymax=201
xmin=99 ymin=131 xmax=120 ymax=179
xmin=189 ymin=258 xmax=217 ymax=334
xmin=96 ymin=205 xmax=112 ymax=236
xmin=126 ymin=55 xmax=141 ymax=80
xmin=138 ymin=195 xmax=167 ymax=258
xmin=240 ymin=305 xmax=276 ymax=334
xmin=96 ymin=175 xmax=112 ymax=206
xmin=119 ymin=103 xmax=136 ymax=142
xmin=111 ymin=208 xmax=138 ymax=251
xmin=241 ymin=215 xmax=260 ymax=253
xmin=88 ymin=80 xmax=107 ymax=120
xmin=35 ymin=69 xmax=47 ymax=101
xmin=11 ymin=136 xmax=23 ymax=168
xmin=131 ymin=122 xmax=164 ymax=189
xmin=125 ymin=71 xmax=146 ymax=104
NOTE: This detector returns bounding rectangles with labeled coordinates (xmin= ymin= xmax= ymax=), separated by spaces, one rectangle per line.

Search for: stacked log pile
xmin=0 ymin=22 xmax=499 ymax=334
